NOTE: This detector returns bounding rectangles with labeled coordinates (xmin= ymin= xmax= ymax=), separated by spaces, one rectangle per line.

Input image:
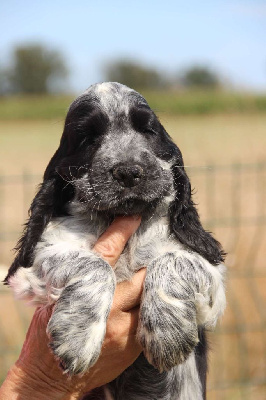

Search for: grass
xmin=145 ymin=89 xmax=266 ymax=115
xmin=0 ymin=90 xmax=266 ymax=120
xmin=1 ymin=113 xmax=266 ymax=176
xmin=0 ymin=94 xmax=74 ymax=120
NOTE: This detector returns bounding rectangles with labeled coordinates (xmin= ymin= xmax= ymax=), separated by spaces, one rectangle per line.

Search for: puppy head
xmin=6 ymin=82 xmax=224 ymax=280
xmin=47 ymin=82 xmax=181 ymax=215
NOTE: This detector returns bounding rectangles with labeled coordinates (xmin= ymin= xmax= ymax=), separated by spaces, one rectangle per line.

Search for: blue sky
xmin=1 ymin=0 xmax=266 ymax=92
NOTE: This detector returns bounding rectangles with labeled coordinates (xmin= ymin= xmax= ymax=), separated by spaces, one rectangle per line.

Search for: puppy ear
xmin=5 ymin=102 xmax=84 ymax=283
xmin=169 ymin=163 xmax=225 ymax=265
xmin=4 ymin=178 xmax=58 ymax=282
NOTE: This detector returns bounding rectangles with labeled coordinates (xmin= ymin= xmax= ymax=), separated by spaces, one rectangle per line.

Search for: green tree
xmin=104 ymin=59 xmax=167 ymax=90
xmin=0 ymin=67 xmax=9 ymax=95
xmin=9 ymin=44 xmax=68 ymax=94
xmin=181 ymin=66 xmax=219 ymax=89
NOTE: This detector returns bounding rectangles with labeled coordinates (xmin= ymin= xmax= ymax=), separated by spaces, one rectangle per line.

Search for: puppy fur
xmin=5 ymin=82 xmax=226 ymax=400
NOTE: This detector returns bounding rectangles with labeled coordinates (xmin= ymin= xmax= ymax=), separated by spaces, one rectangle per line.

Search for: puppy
xmin=5 ymin=82 xmax=226 ymax=400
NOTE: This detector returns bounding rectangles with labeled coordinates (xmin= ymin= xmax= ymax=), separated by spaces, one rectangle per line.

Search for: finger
xmin=93 ymin=215 xmax=141 ymax=267
xmin=112 ymin=268 xmax=146 ymax=311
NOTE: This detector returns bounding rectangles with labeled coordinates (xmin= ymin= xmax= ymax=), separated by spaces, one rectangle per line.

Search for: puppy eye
xmin=78 ymin=136 xmax=88 ymax=146
xmin=143 ymin=127 xmax=157 ymax=135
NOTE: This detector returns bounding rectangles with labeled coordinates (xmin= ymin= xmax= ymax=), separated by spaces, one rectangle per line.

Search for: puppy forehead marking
xmin=94 ymin=82 xmax=124 ymax=95
xmin=81 ymin=82 xmax=148 ymax=116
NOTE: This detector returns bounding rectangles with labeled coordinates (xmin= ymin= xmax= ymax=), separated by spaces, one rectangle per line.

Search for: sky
xmin=1 ymin=0 xmax=266 ymax=93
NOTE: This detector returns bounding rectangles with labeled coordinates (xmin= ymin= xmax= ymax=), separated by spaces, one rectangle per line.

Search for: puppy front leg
xmin=47 ymin=256 xmax=116 ymax=375
xmin=138 ymin=253 xmax=199 ymax=372
xmin=138 ymin=251 xmax=225 ymax=372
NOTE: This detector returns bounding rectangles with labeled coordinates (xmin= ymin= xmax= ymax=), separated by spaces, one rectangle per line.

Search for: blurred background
xmin=0 ymin=1 xmax=266 ymax=398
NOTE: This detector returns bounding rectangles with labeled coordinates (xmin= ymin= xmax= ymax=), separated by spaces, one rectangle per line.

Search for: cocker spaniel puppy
xmin=5 ymin=82 xmax=226 ymax=400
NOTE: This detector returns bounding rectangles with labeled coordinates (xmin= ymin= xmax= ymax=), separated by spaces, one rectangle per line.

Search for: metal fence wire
xmin=0 ymin=163 xmax=266 ymax=400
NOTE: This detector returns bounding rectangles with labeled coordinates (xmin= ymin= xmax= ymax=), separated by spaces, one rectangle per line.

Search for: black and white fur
xmin=5 ymin=82 xmax=226 ymax=400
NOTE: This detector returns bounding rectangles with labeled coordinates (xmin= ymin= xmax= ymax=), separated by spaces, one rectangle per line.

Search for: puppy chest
xmin=114 ymin=222 xmax=175 ymax=282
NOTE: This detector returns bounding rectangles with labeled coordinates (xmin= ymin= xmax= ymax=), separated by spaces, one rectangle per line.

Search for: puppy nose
xmin=112 ymin=164 xmax=144 ymax=187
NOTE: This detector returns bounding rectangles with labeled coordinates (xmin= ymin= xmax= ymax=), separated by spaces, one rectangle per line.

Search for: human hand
xmin=0 ymin=216 xmax=145 ymax=400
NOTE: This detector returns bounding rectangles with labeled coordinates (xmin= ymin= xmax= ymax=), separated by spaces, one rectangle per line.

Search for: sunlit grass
xmin=0 ymin=90 xmax=266 ymax=120
xmin=0 ymin=94 xmax=74 ymax=120
xmin=144 ymin=89 xmax=266 ymax=115
xmin=1 ymin=113 xmax=266 ymax=175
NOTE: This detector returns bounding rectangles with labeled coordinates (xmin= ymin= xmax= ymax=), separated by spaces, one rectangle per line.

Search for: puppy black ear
xmin=5 ymin=102 xmax=85 ymax=283
xmin=4 ymin=178 xmax=58 ymax=282
xmin=169 ymin=163 xmax=225 ymax=265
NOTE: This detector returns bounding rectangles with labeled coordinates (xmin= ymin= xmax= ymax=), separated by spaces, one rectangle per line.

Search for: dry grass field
xmin=0 ymin=112 xmax=266 ymax=399
xmin=1 ymin=113 xmax=266 ymax=175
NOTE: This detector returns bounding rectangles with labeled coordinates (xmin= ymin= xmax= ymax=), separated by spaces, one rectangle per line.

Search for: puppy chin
xmin=105 ymin=198 xmax=155 ymax=216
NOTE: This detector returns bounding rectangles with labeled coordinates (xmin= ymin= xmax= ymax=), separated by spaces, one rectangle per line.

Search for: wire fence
xmin=0 ymin=163 xmax=266 ymax=399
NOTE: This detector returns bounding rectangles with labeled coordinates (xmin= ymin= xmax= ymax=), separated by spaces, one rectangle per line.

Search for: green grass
xmin=0 ymin=94 xmax=74 ymax=120
xmin=0 ymin=90 xmax=266 ymax=120
xmin=145 ymin=90 xmax=266 ymax=115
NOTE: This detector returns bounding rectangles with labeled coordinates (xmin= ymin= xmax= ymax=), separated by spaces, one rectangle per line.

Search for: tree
xmin=104 ymin=59 xmax=167 ymax=90
xmin=9 ymin=44 xmax=68 ymax=94
xmin=180 ymin=65 xmax=219 ymax=89
xmin=0 ymin=67 xmax=9 ymax=95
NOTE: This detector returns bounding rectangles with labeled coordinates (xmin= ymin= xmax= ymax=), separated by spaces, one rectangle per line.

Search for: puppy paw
xmin=46 ymin=259 xmax=115 ymax=375
xmin=138 ymin=279 xmax=199 ymax=372
xmin=47 ymin=308 xmax=106 ymax=375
